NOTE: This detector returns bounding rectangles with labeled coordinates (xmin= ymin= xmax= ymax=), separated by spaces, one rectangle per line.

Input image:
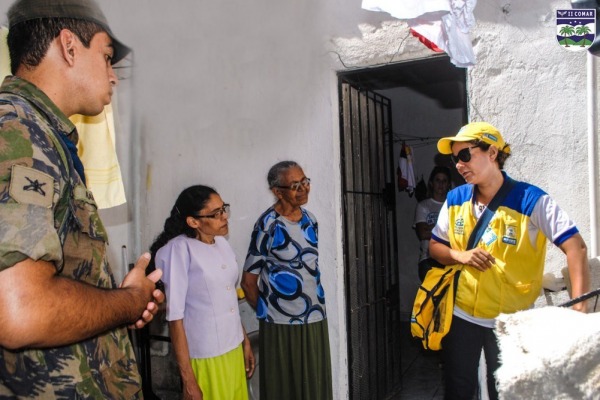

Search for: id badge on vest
xmin=481 ymin=226 xmax=497 ymax=246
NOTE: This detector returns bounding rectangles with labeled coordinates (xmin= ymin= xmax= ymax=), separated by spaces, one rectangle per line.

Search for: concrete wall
xmin=469 ymin=0 xmax=597 ymax=271
xmin=1 ymin=0 xmax=598 ymax=397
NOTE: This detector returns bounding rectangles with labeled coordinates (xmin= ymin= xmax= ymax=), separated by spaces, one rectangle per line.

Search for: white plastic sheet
xmin=362 ymin=0 xmax=477 ymax=68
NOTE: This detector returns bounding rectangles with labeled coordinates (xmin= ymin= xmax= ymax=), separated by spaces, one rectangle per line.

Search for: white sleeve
xmin=413 ymin=201 xmax=428 ymax=227
xmin=431 ymin=200 xmax=450 ymax=244
xmin=529 ymin=194 xmax=578 ymax=245
xmin=156 ymin=239 xmax=190 ymax=321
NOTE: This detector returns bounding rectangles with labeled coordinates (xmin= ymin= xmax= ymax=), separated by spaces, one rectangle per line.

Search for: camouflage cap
xmin=8 ymin=0 xmax=131 ymax=64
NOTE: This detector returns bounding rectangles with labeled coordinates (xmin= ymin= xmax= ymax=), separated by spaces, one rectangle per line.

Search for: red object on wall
xmin=410 ymin=28 xmax=444 ymax=53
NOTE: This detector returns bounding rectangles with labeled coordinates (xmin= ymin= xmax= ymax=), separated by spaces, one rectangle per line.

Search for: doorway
xmin=338 ymin=55 xmax=467 ymax=400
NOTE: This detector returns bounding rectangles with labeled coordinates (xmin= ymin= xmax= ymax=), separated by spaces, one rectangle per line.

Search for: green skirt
xmin=259 ymin=319 xmax=333 ymax=400
xmin=190 ymin=344 xmax=248 ymax=400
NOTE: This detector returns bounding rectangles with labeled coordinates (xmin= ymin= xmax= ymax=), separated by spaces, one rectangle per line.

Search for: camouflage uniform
xmin=0 ymin=76 xmax=142 ymax=399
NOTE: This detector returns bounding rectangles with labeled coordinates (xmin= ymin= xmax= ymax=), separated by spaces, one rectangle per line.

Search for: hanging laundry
xmin=415 ymin=175 xmax=428 ymax=202
xmin=362 ymin=0 xmax=478 ymax=68
xmin=0 ymin=27 xmax=10 ymax=80
xmin=410 ymin=28 xmax=444 ymax=53
xmin=397 ymin=142 xmax=416 ymax=196
xmin=71 ymin=104 xmax=127 ymax=209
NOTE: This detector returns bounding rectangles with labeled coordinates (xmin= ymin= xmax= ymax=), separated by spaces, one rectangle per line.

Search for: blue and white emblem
xmin=557 ymin=9 xmax=596 ymax=51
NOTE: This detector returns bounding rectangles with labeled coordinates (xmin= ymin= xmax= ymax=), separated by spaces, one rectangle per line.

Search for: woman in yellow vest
xmin=429 ymin=122 xmax=590 ymax=400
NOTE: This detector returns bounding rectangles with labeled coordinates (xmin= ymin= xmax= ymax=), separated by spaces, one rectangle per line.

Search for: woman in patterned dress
xmin=241 ymin=161 xmax=333 ymax=400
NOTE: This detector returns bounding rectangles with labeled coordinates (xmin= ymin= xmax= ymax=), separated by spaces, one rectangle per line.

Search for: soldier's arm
xmin=0 ymin=253 xmax=164 ymax=350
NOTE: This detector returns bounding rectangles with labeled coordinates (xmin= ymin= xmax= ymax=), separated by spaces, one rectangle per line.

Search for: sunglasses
xmin=451 ymin=146 xmax=479 ymax=164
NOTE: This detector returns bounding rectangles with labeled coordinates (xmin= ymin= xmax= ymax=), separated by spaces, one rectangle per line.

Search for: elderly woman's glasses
xmin=193 ymin=204 xmax=230 ymax=219
xmin=451 ymin=146 xmax=479 ymax=164
xmin=277 ymin=178 xmax=311 ymax=191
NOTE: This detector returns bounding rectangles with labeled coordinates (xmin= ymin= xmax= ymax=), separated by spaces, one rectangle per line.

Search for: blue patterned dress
xmin=244 ymin=206 xmax=326 ymax=324
xmin=244 ymin=206 xmax=332 ymax=400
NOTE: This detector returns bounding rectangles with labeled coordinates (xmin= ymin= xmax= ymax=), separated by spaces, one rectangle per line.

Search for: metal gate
xmin=339 ymin=81 xmax=401 ymax=399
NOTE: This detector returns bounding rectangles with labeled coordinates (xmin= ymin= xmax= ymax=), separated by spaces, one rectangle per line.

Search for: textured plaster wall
xmin=469 ymin=0 xmax=598 ymax=273
xmin=1 ymin=0 xmax=598 ymax=397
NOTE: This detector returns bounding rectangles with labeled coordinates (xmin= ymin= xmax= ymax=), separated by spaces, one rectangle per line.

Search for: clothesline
xmin=392 ymin=134 xmax=440 ymax=148
xmin=393 ymin=136 xmax=440 ymax=142
xmin=409 ymin=141 xmax=439 ymax=149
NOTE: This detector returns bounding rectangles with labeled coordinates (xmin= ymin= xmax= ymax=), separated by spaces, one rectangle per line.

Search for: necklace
xmin=276 ymin=202 xmax=300 ymax=217
xmin=280 ymin=209 xmax=297 ymax=216
xmin=280 ymin=210 xmax=300 ymax=219
xmin=476 ymin=202 xmax=487 ymax=212
xmin=277 ymin=207 xmax=301 ymax=222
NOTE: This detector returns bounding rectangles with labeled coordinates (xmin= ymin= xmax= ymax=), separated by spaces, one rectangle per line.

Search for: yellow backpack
xmin=410 ymin=266 xmax=461 ymax=351
xmin=411 ymin=176 xmax=515 ymax=350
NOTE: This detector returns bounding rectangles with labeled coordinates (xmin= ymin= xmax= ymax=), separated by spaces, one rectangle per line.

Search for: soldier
xmin=0 ymin=0 xmax=164 ymax=398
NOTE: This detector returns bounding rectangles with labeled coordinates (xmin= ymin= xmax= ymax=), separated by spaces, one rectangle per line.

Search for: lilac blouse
xmin=156 ymin=235 xmax=244 ymax=358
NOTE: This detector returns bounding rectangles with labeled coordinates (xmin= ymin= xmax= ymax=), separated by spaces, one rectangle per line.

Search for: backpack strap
xmin=466 ymin=176 xmax=516 ymax=250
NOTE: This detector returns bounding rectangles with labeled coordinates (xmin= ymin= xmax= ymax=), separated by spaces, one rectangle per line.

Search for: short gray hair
xmin=267 ymin=160 xmax=300 ymax=188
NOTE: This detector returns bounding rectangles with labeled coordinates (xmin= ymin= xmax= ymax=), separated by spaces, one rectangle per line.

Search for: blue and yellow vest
xmin=444 ymin=175 xmax=548 ymax=318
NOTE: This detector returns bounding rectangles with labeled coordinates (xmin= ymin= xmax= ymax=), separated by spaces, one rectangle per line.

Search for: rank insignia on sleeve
xmin=9 ymin=164 xmax=54 ymax=208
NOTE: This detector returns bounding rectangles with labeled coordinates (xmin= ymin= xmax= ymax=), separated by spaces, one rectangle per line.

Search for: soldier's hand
xmin=120 ymin=253 xmax=165 ymax=329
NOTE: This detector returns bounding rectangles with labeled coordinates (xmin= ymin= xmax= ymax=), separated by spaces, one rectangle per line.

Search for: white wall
xmin=2 ymin=0 xmax=598 ymax=397
xmin=468 ymin=0 xmax=597 ymax=272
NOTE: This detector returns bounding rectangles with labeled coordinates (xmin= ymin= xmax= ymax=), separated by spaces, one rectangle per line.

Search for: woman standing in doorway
xmin=150 ymin=185 xmax=255 ymax=400
xmin=413 ymin=166 xmax=452 ymax=281
xmin=241 ymin=161 xmax=333 ymax=400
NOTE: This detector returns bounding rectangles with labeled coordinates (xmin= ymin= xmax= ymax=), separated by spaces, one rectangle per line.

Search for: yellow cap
xmin=437 ymin=122 xmax=511 ymax=155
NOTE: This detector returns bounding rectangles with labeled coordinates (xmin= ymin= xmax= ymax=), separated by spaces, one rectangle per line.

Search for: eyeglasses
xmin=277 ymin=177 xmax=311 ymax=191
xmin=451 ymin=146 xmax=479 ymax=164
xmin=192 ymin=204 xmax=230 ymax=219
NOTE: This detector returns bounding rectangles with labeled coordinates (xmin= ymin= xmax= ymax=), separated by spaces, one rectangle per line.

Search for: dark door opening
xmin=339 ymin=55 xmax=467 ymax=400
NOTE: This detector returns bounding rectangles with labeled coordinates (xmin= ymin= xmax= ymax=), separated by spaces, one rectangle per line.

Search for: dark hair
xmin=427 ymin=166 xmax=451 ymax=197
xmin=148 ymin=185 xmax=218 ymax=271
xmin=267 ymin=160 xmax=300 ymax=188
xmin=428 ymin=166 xmax=451 ymax=184
xmin=472 ymin=140 xmax=511 ymax=170
xmin=7 ymin=18 xmax=105 ymax=74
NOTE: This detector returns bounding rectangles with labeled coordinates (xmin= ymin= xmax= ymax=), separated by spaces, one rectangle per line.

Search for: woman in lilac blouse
xmin=150 ymin=185 xmax=254 ymax=400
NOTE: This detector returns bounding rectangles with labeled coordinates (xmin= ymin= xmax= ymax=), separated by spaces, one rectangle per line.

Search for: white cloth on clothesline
xmin=362 ymin=0 xmax=477 ymax=68
xmin=398 ymin=144 xmax=416 ymax=195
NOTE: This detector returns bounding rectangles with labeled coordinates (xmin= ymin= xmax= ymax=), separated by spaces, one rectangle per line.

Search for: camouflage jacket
xmin=0 ymin=76 xmax=142 ymax=399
